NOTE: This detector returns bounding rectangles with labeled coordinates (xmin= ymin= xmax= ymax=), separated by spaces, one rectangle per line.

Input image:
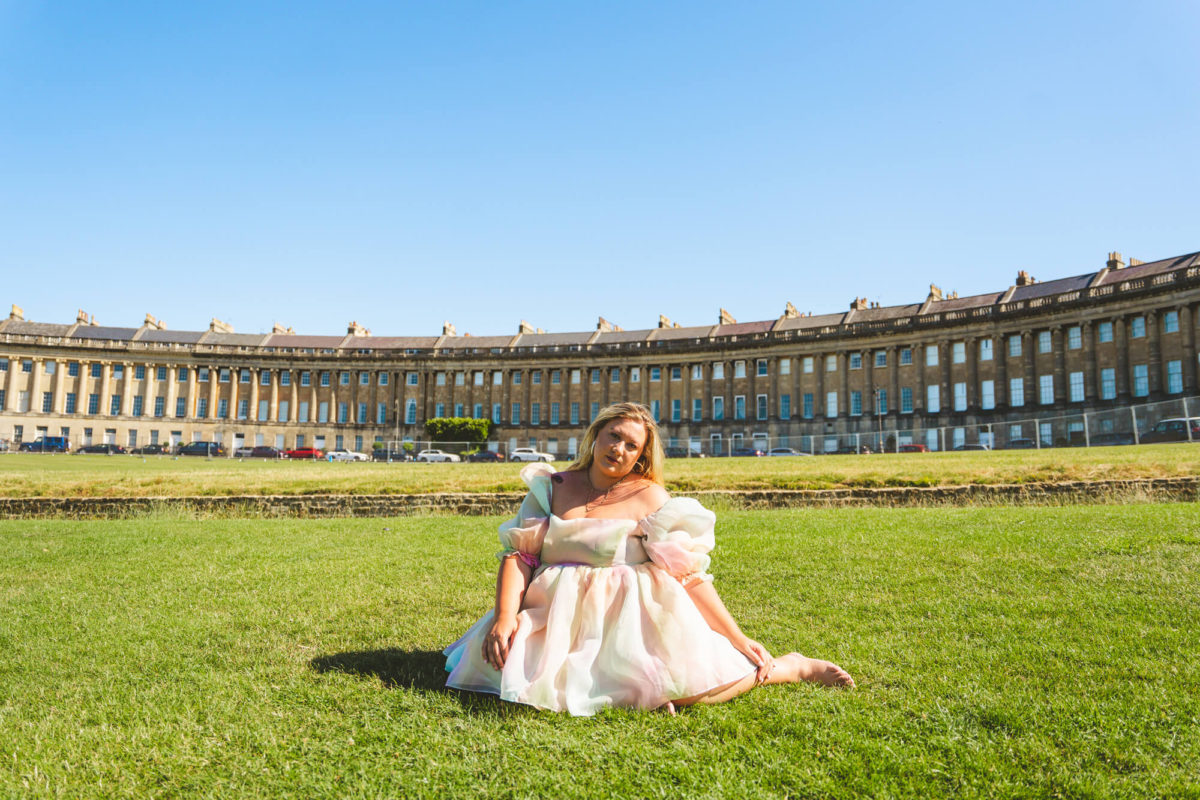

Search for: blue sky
xmin=2 ymin=1 xmax=1197 ymax=337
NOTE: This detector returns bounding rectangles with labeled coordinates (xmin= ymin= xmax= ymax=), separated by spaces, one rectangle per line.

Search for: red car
xmin=284 ymin=447 xmax=324 ymax=460
xmin=898 ymin=444 xmax=930 ymax=453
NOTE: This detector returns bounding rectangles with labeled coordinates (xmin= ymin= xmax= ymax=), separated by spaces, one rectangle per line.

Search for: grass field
xmin=2 ymin=505 xmax=1197 ymax=798
xmin=2 ymin=443 xmax=1199 ymax=497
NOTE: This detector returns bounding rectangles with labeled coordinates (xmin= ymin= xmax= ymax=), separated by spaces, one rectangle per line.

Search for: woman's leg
xmin=672 ymin=653 xmax=854 ymax=707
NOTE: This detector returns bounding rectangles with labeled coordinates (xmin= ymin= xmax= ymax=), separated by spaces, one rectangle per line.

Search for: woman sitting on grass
xmin=444 ymin=401 xmax=853 ymax=715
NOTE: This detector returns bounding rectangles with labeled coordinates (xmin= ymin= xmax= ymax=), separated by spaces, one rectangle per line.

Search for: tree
xmin=424 ymin=417 xmax=492 ymax=444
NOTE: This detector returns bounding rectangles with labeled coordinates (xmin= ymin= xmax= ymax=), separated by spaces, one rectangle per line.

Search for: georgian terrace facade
xmin=1 ymin=250 xmax=1198 ymax=456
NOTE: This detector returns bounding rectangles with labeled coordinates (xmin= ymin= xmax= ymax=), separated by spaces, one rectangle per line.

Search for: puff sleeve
xmin=638 ymin=497 xmax=717 ymax=585
xmin=496 ymin=462 xmax=554 ymax=569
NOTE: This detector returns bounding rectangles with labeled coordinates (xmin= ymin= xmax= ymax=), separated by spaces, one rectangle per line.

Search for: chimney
xmin=518 ymin=320 xmax=536 ymax=334
xmin=143 ymin=313 xmax=165 ymax=330
xmin=658 ymin=314 xmax=673 ymax=329
xmin=209 ymin=317 xmax=234 ymax=334
xmin=442 ymin=321 xmax=456 ymax=336
xmin=849 ymin=297 xmax=869 ymax=311
xmin=718 ymin=308 xmax=737 ymax=325
xmin=1107 ymin=251 xmax=1125 ymax=270
xmin=1015 ymin=270 xmax=1038 ymax=286
xmin=596 ymin=317 xmax=615 ymax=332
xmin=76 ymin=309 xmax=89 ymax=324
xmin=347 ymin=321 xmax=370 ymax=336
xmin=782 ymin=301 xmax=799 ymax=319
xmin=9 ymin=304 xmax=23 ymax=321
xmin=1129 ymin=257 xmax=1143 ymax=267
xmin=926 ymin=284 xmax=943 ymax=302
xmin=271 ymin=322 xmax=294 ymax=334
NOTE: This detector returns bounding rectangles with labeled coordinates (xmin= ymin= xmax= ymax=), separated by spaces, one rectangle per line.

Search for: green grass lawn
xmin=2 ymin=505 xmax=1197 ymax=798
xmin=3 ymin=443 xmax=1199 ymax=497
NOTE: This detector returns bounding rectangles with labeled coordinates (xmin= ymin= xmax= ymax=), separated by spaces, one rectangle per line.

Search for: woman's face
xmin=591 ymin=418 xmax=647 ymax=481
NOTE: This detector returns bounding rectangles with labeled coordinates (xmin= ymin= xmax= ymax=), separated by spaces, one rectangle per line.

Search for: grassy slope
xmin=2 ymin=443 xmax=1199 ymax=497
xmin=2 ymin=506 xmax=1197 ymax=798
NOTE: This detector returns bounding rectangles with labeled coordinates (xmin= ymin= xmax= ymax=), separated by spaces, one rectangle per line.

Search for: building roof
xmin=712 ymin=320 xmax=774 ymax=337
xmin=200 ymin=332 xmax=270 ymax=347
xmin=650 ymin=324 xmax=714 ymax=341
xmin=0 ymin=320 xmax=75 ymax=337
xmin=365 ymin=336 xmax=440 ymax=350
xmin=437 ymin=335 xmax=514 ymax=350
xmin=263 ymin=334 xmax=347 ymax=349
xmin=928 ymin=292 xmax=1005 ymax=312
xmin=139 ymin=329 xmax=206 ymax=344
xmin=512 ymin=330 xmax=594 ymax=347
xmin=73 ymin=325 xmax=139 ymax=341
xmin=775 ymin=312 xmax=847 ymax=331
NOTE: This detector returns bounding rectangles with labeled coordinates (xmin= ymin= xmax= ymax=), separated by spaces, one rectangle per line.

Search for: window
xmin=550 ymin=370 xmax=561 ymax=385
xmin=1039 ymin=375 xmax=1054 ymax=405
xmin=952 ymin=342 xmax=966 ymax=364
xmin=611 ymin=367 xmax=620 ymax=383
xmin=802 ymin=356 xmax=814 ymax=373
xmin=258 ymin=371 xmax=270 ymax=386
xmin=218 ymin=398 xmax=229 ymax=419
xmin=357 ymin=402 xmax=367 ymax=423
xmin=278 ymin=370 xmax=289 ymax=387
xmin=712 ymin=397 xmax=724 ymax=421
xmin=591 ymin=369 xmax=601 ymax=384
xmin=570 ymin=402 xmax=580 ymax=425
xmin=511 ymin=403 xmax=521 ymax=425
xmin=494 ymin=371 xmax=504 ymax=386
xmin=571 ymin=369 xmax=581 ymax=385
xmin=900 ymin=387 xmax=913 ymax=414
xmin=300 ymin=371 xmax=310 ymax=387
xmin=532 ymin=371 xmax=542 ymax=385
xmin=980 ymin=381 xmax=995 ymax=410
xmin=953 ymin=383 xmax=966 ymax=411
xmin=692 ymin=398 xmax=702 ymax=421
xmin=263 ymin=400 xmax=273 ymax=422
xmin=454 ymin=403 xmax=464 ymax=417
xmin=650 ymin=400 xmax=660 ymax=421
xmin=550 ymin=402 xmax=560 ymax=425
xmin=826 ymin=355 xmax=838 ymax=372
xmin=874 ymin=351 xmax=887 ymax=368
xmin=473 ymin=403 xmax=483 ymax=419
xmin=240 ymin=369 xmax=251 ymax=384
xmin=111 ymin=395 xmax=122 ymax=415
xmin=405 ymin=399 xmax=417 ymax=424
xmin=850 ymin=391 xmax=862 ymax=416
xmin=1009 ymin=377 xmax=1025 ymax=407
xmin=1069 ymin=372 xmax=1084 ymax=402
xmin=296 ymin=401 xmax=307 ymax=422
xmin=404 ymin=372 xmax=417 ymax=386
xmin=1130 ymin=317 xmax=1145 ymax=338
xmin=456 ymin=372 xmax=466 ymax=386
xmin=780 ymin=359 xmax=791 ymax=375
xmin=825 ymin=391 xmax=838 ymax=418
xmin=42 ymin=392 xmax=53 ymax=413
xmin=435 ymin=373 xmax=446 ymax=386
xmin=531 ymin=403 xmax=541 ymax=425
xmin=1098 ymin=322 xmax=1113 ymax=343
xmin=691 ymin=365 xmax=703 ymax=380
xmin=1008 ymin=335 xmax=1022 ymax=357
xmin=66 ymin=393 xmax=77 ymax=414
xmin=132 ymin=365 xmax=144 ymax=380
xmin=926 ymin=385 xmax=940 ymax=413
xmin=899 ymin=348 xmax=912 ymax=366
xmin=1167 ymin=360 xmax=1183 ymax=394
xmin=378 ymin=372 xmax=388 ymax=386
xmin=337 ymin=402 xmax=347 ymax=423
xmin=1100 ymin=368 xmax=1116 ymax=400
xmin=756 ymin=394 xmax=768 ymax=420
xmin=239 ymin=399 xmax=251 ymax=420
xmin=650 ymin=367 xmax=661 ymax=382
xmin=780 ymin=394 xmax=791 ymax=419
xmin=979 ymin=339 xmax=993 ymax=361
xmin=196 ymin=398 xmax=208 ymax=418
xmin=712 ymin=363 xmax=725 ymax=380
xmin=849 ymin=353 xmax=863 ymax=369
xmin=734 ymin=361 xmax=746 ymax=379
xmin=756 ymin=359 xmax=768 ymax=377
xmin=474 ymin=372 xmax=484 ymax=387
xmin=803 ymin=393 xmax=814 ymax=418
xmin=630 ymin=367 xmax=640 ymax=382
xmin=1164 ymin=311 xmax=1179 ymax=334
xmin=1067 ymin=326 xmax=1082 ymax=349
xmin=671 ymin=366 xmax=682 ymax=381
xmin=154 ymin=397 xmax=165 ymax=417
xmin=591 ymin=402 xmax=600 ymax=421
xmin=435 ymin=402 xmax=445 ymax=418
xmin=320 ymin=372 xmax=330 ymax=387
xmin=339 ymin=372 xmax=350 ymax=386
xmin=90 ymin=363 xmax=102 ymax=379
xmin=925 ymin=346 xmax=938 ymax=367
xmin=494 ymin=403 xmax=503 ymax=424
xmin=219 ymin=368 xmax=230 ymax=383
xmin=1037 ymin=331 xmax=1052 ymax=353
xmin=734 ymin=396 xmax=746 ymax=420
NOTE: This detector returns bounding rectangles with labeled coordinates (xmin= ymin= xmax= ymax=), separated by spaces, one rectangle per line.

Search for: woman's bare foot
xmin=772 ymin=653 xmax=855 ymax=688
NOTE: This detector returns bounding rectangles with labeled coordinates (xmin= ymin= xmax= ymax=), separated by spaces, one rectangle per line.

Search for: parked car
xmin=249 ymin=446 xmax=284 ymax=459
xmin=415 ymin=449 xmax=461 ymax=462
xmin=1140 ymin=417 xmax=1200 ymax=444
xmin=372 ymin=449 xmax=412 ymax=462
xmin=1090 ymin=432 xmax=1136 ymax=446
xmin=283 ymin=447 xmax=324 ymax=460
xmin=509 ymin=447 xmax=554 ymax=463
xmin=766 ymin=447 xmax=810 ymax=457
xmin=1005 ymin=438 xmax=1037 ymax=450
xmin=19 ymin=436 xmax=70 ymax=452
xmin=730 ymin=447 xmax=765 ymax=457
xmin=467 ymin=450 xmax=505 ymax=462
xmin=76 ymin=443 xmax=127 ymax=454
xmin=178 ymin=441 xmax=225 ymax=457
xmin=663 ymin=447 xmax=692 ymax=458
xmin=234 ymin=446 xmax=255 ymax=458
xmin=326 ymin=448 xmax=370 ymax=462
xmin=130 ymin=443 xmax=169 ymax=455
xmin=953 ymin=443 xmax=991 ymax=451
xmin=898 ymin=443 xmax=929 ymax=453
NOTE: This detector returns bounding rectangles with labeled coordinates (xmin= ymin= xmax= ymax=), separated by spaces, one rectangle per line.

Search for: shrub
xmin=424 ymin=417 xmax=493 ymax=444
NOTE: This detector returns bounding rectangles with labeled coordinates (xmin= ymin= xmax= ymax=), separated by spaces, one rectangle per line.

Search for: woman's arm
xmin=686 ymin=580 xmax=773 ymax=683
xmin=482 ymin=554 xmax=533 ymax=670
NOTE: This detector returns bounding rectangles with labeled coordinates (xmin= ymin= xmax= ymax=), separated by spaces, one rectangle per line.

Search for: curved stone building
xmin=2 ymin=250 xmax=1197 ymax=455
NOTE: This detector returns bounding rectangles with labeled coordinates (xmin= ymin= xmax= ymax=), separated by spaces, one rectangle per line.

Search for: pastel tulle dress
xmin=444 ymin=463 xmax=755 ymax=716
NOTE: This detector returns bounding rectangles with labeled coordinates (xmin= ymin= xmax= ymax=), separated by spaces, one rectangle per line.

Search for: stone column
xmin=1081 ymin=321 xmax=1096 ymax=402
xmin=1022 ymin=331 xmax=1035 ymax=408
xmin=269 ymin=371 xmax=280 ymax=422
xmin=208 ymin=368 xmax=220 ymax=419
xmin=1146 ymin=310 xmax=1161 ymax=398
xmin=228 ymin=370 xmax=239 ymax=421
xmin=1114 ymin=317 xmax=1130 ymax=401
xmin=186 ymin=367 xmax=198 ymax=418
xmin=839 ymin=352 xmax=850 ymax=419
xmin=888 ymin=346 xmax=899 ymax=418
xmin=938 ymin=340 xmax=950 ymax=416
xmin=814 ymin=353 xmax=825 ymax=417
xmin=863 ymin=350 xmax=874 ymax=415
xmin=121 ymin=363 xmax=134 ymax=416
xmin=3 ymin=358 xmax=19 ymax=411
xmin=1181 ymin=304 xmax=1197 ymax=395
xmin=1051 ymin=326 xmax=1066 ymax=406
xmin=250 ymin=370 xmax=261 ymax=422
xmin=965 ymin=337 xmax=977 ymax=410
xmin=29 ymin=358 xmax=44 ymax=414
xmin=166 ymin=366 xmax=179 ymax=419
xmin=52 ymin=359 xmax=66 ymax=413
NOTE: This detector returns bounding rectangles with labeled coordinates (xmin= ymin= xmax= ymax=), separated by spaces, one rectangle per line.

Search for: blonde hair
xmin=567 ymin=402 xmax=665 ymax=486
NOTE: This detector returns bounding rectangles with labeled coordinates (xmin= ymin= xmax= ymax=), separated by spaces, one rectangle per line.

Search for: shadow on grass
xmin=309 ymin=648 xmax=533 ymax=716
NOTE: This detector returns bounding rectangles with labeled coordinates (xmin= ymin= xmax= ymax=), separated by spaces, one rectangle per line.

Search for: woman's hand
xmin=482 ymin=613 xmax=520 ymax=671
xmin=739 ymin=638 xmax=775 ymax=685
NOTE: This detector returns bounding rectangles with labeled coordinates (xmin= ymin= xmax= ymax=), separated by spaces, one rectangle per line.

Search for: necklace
xmin=585 ymin=470 xmax=628 ymax=512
